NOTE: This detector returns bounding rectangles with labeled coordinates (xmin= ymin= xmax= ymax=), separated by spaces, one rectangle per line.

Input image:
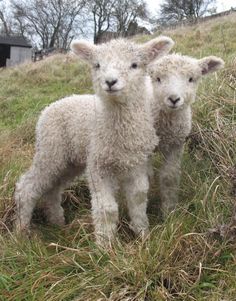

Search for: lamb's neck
xmin=95 ymin=93 xmax=154 ymax=144
xmin=102 ymin=93 xmax=149 ymax=120
xmin=160 ymin=104 xmax=191 ymax=119
xmin=91 ymin=88 xmax=158 ymax=173
xmin=106 ymin=100 xmax=145 ymax=113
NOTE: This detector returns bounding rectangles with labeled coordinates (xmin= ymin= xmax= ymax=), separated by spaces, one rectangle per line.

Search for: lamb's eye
xmin=157 ymin=77 xmax=161 ymax=82
xmin=189 ymin=77 xmax=193 ymax=82
xmin=94 ymin=63 xmax=100 ymax=69
xmin=131 ymin=63 xmax=138 ymax=69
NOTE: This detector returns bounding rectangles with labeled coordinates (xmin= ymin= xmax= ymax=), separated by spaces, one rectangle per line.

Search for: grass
xmin=0 ymin=15 xmax=236 ymax=301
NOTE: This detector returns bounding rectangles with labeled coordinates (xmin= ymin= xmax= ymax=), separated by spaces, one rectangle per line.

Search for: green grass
xmin=0 ymin=15 xmax=236 ymax=301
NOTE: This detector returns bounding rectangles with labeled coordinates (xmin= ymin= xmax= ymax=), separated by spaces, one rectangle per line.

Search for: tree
xmin=86 ymin=0 xmax=116 ymax=44
xmin=1 ymin=0 xmax=151 ymax=47
xmin=113 ymin=0 xmax=148 ymax=36
xmin=160 ymin=0 xmax=216 ymax=23
xmin=11 ymin=0 xmax=86 ymax=49
xmin=0 ymin=0 xmax=14 ymax=35
xmin=87 ymin=0 xmax=149 ymax=43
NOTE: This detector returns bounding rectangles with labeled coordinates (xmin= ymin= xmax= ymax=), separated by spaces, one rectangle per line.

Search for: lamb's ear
xmin=70 ymin=40 xmax=95 ymax=62
xmin=198 ymin=56 xmax=224 ymax=75
xmin=141 ymin=36 xmax=174 ymax=63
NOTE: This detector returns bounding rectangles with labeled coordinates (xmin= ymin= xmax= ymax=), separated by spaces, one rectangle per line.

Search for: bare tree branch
xmin=159 ymin=0 xmax=216 ymax=24
xmin=11 ymin=0 xmax=86 ymax=49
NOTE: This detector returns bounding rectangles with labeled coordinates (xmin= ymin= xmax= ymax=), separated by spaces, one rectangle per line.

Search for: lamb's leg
xmin=14 ymin=144 xmax=73 ymax=232
xmin=123 ymin=167 xmax=150 ymax=237
xmin=88 ymin=171 xmax=118 ymax=246
xmin=42 ymin=186 xmax=65 ymax=226
xmin=42 ymin=166 xmax=82 ymax=225
xmin=159 ymin=145 xmax=184 ymax=218
xmin=14 ymin=165 xmax=56 ymax=232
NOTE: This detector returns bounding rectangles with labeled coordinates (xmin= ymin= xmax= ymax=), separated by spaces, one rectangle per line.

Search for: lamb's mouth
xmin=168 ymin=104 xmax=179 ymax=109
xmin=105 ymin=89 xmax=122 ymax=94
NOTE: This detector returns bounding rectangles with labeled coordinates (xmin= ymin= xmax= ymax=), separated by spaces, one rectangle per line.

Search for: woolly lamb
xmin=148 ymin=53 xmax=224 ymax=217
xmin=15 ymin=37 xmax=174 ymax=245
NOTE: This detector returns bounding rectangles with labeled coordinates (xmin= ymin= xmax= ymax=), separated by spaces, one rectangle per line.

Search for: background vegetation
xmin=0 ymin=13 xmax=236 ymax=301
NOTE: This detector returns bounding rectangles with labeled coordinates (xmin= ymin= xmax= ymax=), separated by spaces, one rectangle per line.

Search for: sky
xmin=146 ymin=0 xmax=236 ymax=16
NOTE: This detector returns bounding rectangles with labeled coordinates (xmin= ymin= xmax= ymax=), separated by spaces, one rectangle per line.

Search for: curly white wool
xmin=148 ymin=53 xmax=224 ymax=216
xmin=14 ymin=37 xmax=174 ymax=245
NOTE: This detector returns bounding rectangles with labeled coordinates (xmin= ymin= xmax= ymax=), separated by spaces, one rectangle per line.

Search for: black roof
xmin=0 ymin=36 xmax=31 ymax=48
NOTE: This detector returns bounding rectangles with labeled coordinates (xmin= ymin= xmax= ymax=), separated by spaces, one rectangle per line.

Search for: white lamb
xmin=14 ymin=37 xmax=174 ymax=245
xmin=148 ymin=53 xmax=224 ymax=217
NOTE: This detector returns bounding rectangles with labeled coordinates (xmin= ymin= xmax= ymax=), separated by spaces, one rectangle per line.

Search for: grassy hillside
xmin=0 ymin=14 xmax=236 ymax=301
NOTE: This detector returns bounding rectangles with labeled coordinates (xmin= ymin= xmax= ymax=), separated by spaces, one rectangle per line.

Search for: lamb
xmin=148 ymin=53 xmax=224 ymax=217
xmin=14 ymin=36 xmax=174 ymax=245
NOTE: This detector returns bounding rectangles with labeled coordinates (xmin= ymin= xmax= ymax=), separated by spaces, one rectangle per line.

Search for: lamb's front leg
xmin=123 ymin=167 xmax=150 ymax=237
xmin=88 ymin=171 xmax=119 ymax=247
xmin=159 ymin=145 xmax=184 ymax=218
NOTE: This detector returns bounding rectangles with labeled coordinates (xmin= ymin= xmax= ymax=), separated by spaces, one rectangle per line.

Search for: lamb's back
xmin=36 ymin=94 xmax=98 ymax=165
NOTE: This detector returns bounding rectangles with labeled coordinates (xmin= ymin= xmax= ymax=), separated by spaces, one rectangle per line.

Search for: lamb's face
xmin=149 ymin=54 xmax=224 ymax=111
xmin=90 ymin=40 xmax=147 ymax=101
xmin=71 ymin=37 xmax=174 ymax=103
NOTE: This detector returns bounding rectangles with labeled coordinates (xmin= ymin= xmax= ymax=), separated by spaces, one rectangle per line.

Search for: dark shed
xmin=0 ymin=36 xmax=32 ymax=67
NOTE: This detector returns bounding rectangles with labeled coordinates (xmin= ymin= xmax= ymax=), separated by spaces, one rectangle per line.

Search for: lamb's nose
xmin=168 ymin=96 xmax=180 ymax=105
xmin=106 ymin=79 xmax=117 ymax=89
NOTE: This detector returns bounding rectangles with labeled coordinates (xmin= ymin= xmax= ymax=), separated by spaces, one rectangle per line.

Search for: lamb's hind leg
xmin=42 ymin=186 xmax=65 ymax=226
xmin=15 ymin=148 xmax=71 ymax=232
xmin=159 ymin=145 xmax=184 ymax=218
xmin=42 ymin=166 xmax=82 ymax=226
xmin=14 ymin=165 xmax=56 ymax=232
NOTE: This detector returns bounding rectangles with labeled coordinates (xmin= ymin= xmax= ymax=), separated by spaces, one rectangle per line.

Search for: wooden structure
xmin=0 ymin=36 xmax=32 ymax=68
